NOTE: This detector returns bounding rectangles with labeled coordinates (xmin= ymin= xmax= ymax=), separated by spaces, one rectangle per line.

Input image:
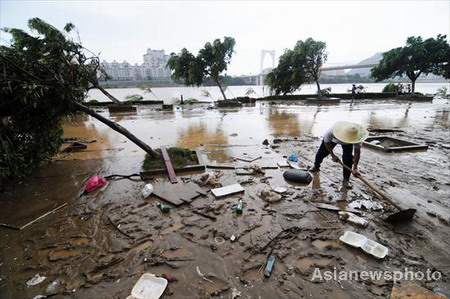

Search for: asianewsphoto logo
xmin=311 ymin=267 xmax=442 ymax=283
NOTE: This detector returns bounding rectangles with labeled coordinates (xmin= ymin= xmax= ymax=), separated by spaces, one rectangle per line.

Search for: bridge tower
xmin=260 ymin=50 xmax=275 ymax=85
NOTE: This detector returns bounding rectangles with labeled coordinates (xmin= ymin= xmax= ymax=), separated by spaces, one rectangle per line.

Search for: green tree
xmin=167 ymin=37 xmax=235 ymax=100
xmin=297 ymin=38 xmax=327 ymax=97
xmin=0 ymin=18 xmax=158 ymax=182
xmin=371 ymin=35 xmax=450 ymax=93
xmin=265 ymin=38 xmax=327 ymax=97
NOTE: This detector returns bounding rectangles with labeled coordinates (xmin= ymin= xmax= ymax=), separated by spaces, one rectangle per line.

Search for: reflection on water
xmin=176 ymin=122 xmax=230 ymax=163
xmin=61 ymin=99 xmax=450 ymax=162
xmin=267 ymin=109 xmax=301 ymax=137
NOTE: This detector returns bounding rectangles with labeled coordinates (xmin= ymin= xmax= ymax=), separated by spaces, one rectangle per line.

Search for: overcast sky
xmin=1 ymin=0 xmax=449 ymax=75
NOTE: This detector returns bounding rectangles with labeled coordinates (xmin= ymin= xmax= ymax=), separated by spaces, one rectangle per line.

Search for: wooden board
xmin=160 ymin=146 xmax=178 ymax=184
xmin=314 ymin=203 xmax=363 ymax=215
xmin=152 ymin=181 xmax=207 ymax=206
xmin=212 ymin=184 xmax=245 ymax=198
xmin=277 ymin=160 xmax=290 ymax=167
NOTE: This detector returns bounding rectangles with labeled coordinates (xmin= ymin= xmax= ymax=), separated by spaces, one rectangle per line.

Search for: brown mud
xmin=0 ymin=99 xmax=449 ymax=298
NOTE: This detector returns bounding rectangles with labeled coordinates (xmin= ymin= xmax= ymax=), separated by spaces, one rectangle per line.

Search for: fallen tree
xmin=0 ymin=18 xmax=158 ymax=183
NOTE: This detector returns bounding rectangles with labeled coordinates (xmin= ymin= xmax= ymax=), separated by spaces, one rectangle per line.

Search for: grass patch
xmin=142 ymin=147 xmax=198 ymax=170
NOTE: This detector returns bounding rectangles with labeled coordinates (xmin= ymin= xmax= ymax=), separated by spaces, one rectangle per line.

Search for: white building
xmin=101 ymin=48 xmax=171 ymax=81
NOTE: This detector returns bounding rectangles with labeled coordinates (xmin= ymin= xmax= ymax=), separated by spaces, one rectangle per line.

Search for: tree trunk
xmin=411 ymin=79 xmax=416 ymax=94
xmin=315 ymin=79 xmax=322 ymax=98
xmin=94 ymin=83 xmax=121 ymax=104
xmin=215 ymin=79 xmax=228 ymax=101
xmin=73 ymin=102 xmax=159 ymax=158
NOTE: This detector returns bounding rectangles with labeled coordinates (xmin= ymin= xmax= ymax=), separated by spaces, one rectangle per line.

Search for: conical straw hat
xmin=333 ymin=122 xmax=368 ymax=144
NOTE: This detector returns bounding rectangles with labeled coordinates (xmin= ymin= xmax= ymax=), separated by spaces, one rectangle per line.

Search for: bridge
xmin=321 ymin=63 xmax=378 ymax=71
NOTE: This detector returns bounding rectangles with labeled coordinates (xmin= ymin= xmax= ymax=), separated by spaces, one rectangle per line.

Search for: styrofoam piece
xmin=339 ymin=231 xmax=367 ymax=248
xmin=211 ymin=184 xmax=244 ymax=198
xmin=142 ymin=184 xmax=154 ymax=199
xmin=339 ymin=231 xmax=389 ymax=259
xmin=362 ymin=240 xmax=389 ymax=259
xmin=130 ymin=273 xmax=167 ymax=299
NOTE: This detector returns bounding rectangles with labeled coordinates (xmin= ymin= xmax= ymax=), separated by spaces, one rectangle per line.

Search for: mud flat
xmin=0 ymin=98 xmax=449 ymax=298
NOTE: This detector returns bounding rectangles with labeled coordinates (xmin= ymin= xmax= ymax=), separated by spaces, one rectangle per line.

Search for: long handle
xmin=335 ymin=159 xmax=403 ymax=211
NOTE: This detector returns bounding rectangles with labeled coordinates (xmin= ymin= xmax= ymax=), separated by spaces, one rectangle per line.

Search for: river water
xmin=87 ymin=83 xmax=449 ymax=103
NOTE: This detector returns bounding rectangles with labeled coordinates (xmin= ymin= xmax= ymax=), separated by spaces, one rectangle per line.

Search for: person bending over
xmin=310 ymin=121 xmax=368 ymax=189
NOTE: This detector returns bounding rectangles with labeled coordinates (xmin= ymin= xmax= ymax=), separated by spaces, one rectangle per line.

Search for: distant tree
xmin=265 ymin=38 xmax=327 ymax=97
xmin=371 ymin=35 xmax=450 ymax=93
xmin=167 ymin=37 xmax=235 ymax=100
xmin=265 ymin=49 xmax=308 ymax=95
xmin=297 ymin=38 xmax=327 ymax=97
xmin=0 ymin=18 xmax=158 ymax=182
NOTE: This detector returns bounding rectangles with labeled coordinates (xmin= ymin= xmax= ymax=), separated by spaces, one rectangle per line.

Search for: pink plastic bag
xmin=84 ymin=175 xmax=107 ymax=193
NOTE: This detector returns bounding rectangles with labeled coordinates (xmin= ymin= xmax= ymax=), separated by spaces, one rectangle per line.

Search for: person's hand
xmin=352 ymin=168 xmax=361 ymax=177
xmin=331 ymin=155 xmax=339 ymax=163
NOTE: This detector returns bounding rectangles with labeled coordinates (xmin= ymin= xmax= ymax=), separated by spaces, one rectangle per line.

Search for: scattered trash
xmin=338 ymin=211 xmax=369 ymax=227
xmin=46 ymin=279 xmax=64 ymax=295
xmin=249 ymin=163 xmax=265 ymax=174
xmin=272 ymin=186 xmax=287 ymax=194
xmin=214 ymin=237 xmax=225 ymax=245
xmin=283 ymin=169 xmax=312 ymax=184
xmin=236 ymin=199 xmax=243 ymax=214
xmin=339 ymin=231 xmax=388 ymax=259
xmin=156 ymin=203 xmax=170 ymax=213
xmin=262 ymin=139 xmax=269 ymax=146
xmin=196 ymin=266 xmax=213 ymax=283
xmin=287 ymin=154 xmax=298 ymax=162
xmin=127 ymin=273 xmax=168 ymax=299
xmin=232 ymin=288 xmax=242 ymax=299
xmin=27 ymin=274 xmax=46 ymax=287
xmin=84 ymin=175 xmax=107 ymax=193
xmin=348 ymin=200 xmax=383 ymax=211
xmin=230 ymin=235 xmax=236 ymax=242
xmin=161 ymin=274 xmax=175 ymax=283
xmin=211 ymin=183 xmax=245 ymax=198
xmin=198 ymin=172 xmax=219 ymax=186
xmin=264 ymin=255 xmax=276 ymax=278
xmin=142 ymin=184 xmax=154 ymax=199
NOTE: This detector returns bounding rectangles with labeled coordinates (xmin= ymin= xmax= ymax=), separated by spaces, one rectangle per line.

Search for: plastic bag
xmin=84 ymin=175 xmax=107 ymax=193
xmin=288 ymin=154 xmax=298 ymax=162
xmin=142 ymin=183 xmax=154 ymax=199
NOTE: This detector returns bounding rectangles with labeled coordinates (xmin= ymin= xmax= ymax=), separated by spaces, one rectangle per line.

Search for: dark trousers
xmin=314 ymin=140 xmax=354 ymax=180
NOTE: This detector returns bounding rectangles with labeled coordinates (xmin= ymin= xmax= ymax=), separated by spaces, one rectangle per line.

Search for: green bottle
xmin=236 ymin=199 xmax=243 ymax=214
xmin=157 ymin=202 xmax=170 ymax=213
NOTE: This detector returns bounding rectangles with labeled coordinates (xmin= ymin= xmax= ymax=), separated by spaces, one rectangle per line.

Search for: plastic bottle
xmin=156 ymin=202 xmax=170 ymax=213
xmin=264 ymin=255 xmax=276 ymax=278
xmin=236 ymin=199 xmax=243 ymax=214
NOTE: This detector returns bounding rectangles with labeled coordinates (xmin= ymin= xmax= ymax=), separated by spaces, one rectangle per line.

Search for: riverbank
xmin=0 ymin=98 xmax=449 ymax=298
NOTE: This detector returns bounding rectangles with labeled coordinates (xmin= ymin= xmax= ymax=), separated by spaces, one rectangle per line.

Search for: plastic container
xmin=142 ymin=184 xmax=154 ymax=199
xmin=339 ymin=231 xmax=389 ymax=259
xmin=127 ymin=273 xmax=167 ymax=299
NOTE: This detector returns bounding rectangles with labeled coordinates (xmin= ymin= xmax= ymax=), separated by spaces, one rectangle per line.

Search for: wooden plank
xmin=160 ymin=146 xmax=178 ymax=184
xmin=212 ymin=183 xmax=245 ymax=198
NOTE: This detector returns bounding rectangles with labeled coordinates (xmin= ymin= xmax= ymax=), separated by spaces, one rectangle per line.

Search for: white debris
xmin=348 ymin=200 xmax=383 ymax=211
xmin=27 ymin=274 xmax=46 ymax=287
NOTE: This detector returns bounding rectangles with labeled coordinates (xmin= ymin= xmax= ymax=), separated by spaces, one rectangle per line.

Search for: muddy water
xmin=1 ymin=98 xmax=449 ymax=298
